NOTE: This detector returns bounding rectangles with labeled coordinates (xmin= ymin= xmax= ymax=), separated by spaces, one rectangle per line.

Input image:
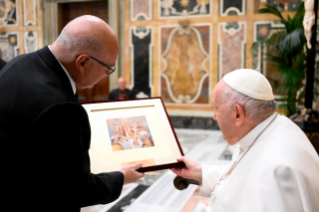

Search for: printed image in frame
xmin=106 ymin=116 xmax=155 ymax=152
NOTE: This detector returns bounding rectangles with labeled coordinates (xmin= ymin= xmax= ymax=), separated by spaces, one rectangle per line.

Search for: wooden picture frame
xmin=82 ymin=97 xmax=185 ymax=172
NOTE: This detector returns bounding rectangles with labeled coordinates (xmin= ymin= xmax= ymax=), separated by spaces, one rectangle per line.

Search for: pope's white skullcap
xmin=223 ymin=69 xmax=274 ymax=101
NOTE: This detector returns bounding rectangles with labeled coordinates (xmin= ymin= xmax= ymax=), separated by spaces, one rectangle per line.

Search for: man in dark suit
xmin=0 ymin=16 xmax=143 ymax=212
xmin=109 ymin=76 xmax=135 ymax=100
xmin=0 ymin=48 xmax=7 ymax=70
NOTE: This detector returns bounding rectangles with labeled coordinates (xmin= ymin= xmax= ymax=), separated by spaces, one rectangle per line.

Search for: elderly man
xmin=108 ymin=76 xmax=135 ymax=100
xmin=172 ymin=69 xmax=319 ymax=212
xmin=0 ymin=16 xmax=143 ymax=212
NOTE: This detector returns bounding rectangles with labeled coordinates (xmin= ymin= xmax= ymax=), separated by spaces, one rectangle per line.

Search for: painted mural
xmin=160 ymin=23 xmax=210 ymax=104
xmin=0 ymin=0 xmax=18 ymax=26
xmin=160 ymin=0 xmax=211 ymax=18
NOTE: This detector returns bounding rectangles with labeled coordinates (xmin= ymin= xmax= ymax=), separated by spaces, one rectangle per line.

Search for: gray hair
xmin=220 ymin=84 xmax=277 ymax=121
xmin=53 ymin=25 xmax=104 ymax=63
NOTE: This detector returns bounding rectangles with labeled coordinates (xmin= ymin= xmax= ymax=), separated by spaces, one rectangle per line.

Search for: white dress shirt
xmin=200 ymin=112 xmax=319 ymax=212
xmin=48 ymin=46 xmax=76 ymax=94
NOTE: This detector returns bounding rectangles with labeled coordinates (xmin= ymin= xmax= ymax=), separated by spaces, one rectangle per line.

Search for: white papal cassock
xmin=200 ymin=112 xmax=319 ymax=212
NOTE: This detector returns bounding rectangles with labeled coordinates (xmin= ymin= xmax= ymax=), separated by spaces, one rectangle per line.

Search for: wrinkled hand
xmin=171 ymin=157 xmax=202 ymax=183
xmin=120 ymin=163 xmax=144 ymax=184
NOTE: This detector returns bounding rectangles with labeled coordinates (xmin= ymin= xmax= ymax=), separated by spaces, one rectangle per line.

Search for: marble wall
xmin=124 ymin=0 xmax=307 ymax=121
xmin=160 ymin=24 xmax=211 ymax=104
xmin=0 ymin=0 xmax=43 ymax=62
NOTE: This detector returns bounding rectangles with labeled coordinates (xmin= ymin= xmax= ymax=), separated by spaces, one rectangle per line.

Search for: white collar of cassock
xmin=237 ymin=112 xmax=278 ymax=150
xmin=48 ymin=46 xmax=76 ymax=95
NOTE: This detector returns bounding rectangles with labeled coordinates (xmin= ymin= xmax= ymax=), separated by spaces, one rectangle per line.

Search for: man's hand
xmin=171 ymin=157 xmax=202 ymax=183
xmin=120 ymin=163 xmax=144 ymax=184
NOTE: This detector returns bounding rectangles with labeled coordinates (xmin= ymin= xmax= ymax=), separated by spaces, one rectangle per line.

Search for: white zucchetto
xmin=223 ymin=69 xmax=274 ymax=101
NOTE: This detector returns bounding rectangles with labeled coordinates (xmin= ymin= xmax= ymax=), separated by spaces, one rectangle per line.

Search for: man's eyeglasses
xmin=89 ymin=56 xmax=116 ymax=75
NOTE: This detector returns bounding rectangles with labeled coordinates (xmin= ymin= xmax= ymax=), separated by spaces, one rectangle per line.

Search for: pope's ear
xmin=75 ymin=54 xmax=90 ymax=73
xmin=234 ymin=104 xmax=245 ymax=127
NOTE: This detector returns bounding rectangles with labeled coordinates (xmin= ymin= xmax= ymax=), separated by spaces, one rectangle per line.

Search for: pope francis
xmin=172 ymin=69 xmax=319 ymax=212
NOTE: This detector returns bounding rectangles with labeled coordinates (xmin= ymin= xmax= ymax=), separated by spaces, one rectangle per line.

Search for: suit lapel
xmin=37 ymin=46 xmax=78 ymax=102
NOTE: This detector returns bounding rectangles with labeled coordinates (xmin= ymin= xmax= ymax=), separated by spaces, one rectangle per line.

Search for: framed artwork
xmin=82 ymin=97 xmax=184 ymax=173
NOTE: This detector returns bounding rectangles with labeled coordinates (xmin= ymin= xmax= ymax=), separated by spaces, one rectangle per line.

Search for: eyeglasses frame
xmin=89 ymin=56 xmax=116 ymax=75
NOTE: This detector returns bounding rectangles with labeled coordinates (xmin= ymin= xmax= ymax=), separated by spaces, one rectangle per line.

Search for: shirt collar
xmin=237 ymin=112 xmax=278 ymax=150
xmin=48 ymin=46 xmax=76 ymax=95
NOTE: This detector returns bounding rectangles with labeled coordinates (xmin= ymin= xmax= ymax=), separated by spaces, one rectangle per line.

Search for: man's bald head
xmin=50 ymin=15 xmax=119 ymax=89
xmin=53 ymin=15 xmax=119 ymax=62
xmin=118 ymin=77 xmax=126 ymax=91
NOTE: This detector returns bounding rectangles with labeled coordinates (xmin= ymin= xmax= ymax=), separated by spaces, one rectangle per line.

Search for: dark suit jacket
xmin=0 ymin=58 xmax=6 ymax=70
xmin=108 ymin=88 xmax=135 ymax=100
xmin=0 ymin=46 xmax=124 ymax=212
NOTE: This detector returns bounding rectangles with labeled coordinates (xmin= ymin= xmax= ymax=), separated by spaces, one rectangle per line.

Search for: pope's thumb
xmin=132 ymin=162 xmax=143 ymax=170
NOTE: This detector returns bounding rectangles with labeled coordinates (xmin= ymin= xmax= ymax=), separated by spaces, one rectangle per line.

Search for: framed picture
xmin=82 ymin=97 xmax=185 ymax=173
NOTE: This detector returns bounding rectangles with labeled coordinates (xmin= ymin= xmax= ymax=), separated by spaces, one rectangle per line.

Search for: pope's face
xmin=212 ymin=81 xmax=237 ymax=145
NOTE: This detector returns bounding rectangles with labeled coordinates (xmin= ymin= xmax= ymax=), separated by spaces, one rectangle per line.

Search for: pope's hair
xmin=220 ymin=84 xmax=278 ymax=121
xmin=53 ymin=24 xmax=104 ymax=63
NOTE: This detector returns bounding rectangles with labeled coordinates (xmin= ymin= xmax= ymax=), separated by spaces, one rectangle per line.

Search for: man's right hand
xmin=120 ymin=163 xmax=144 ymax=184
xmin=171 ymin=157 xmax=202 ymax=183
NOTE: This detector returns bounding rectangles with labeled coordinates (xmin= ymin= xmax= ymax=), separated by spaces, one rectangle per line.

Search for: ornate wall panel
xmin=23 ymin=0 xmax=37 ymax=26
xmin=0 ymin=0 xmax=18 ymax=26
xmin=130 ymin=26 xmax=153 ymax=97
xmin=254 ymin=0 xmax=301 ymax=13
xmin=219 ymin=0 xmax=246 ymax=16
xmin=253 ymin=21 xmax=285 ymax=96
xmin=160 ymin=0 xmax=211 ymax=18
xmin=1 ymin=0 xmax=43 ymax=62
xmin=24 ymin=31 xmax=38 ymax=53
xmin=123 ymin=0 xmax=315 ymax=117
xmin=130 ymin=0 xmax=152 ymax=21
xmin=160 ymin=24 xmax=211 ymax=104
xmin=218 ymin=22 xmax=246 ymax=78
xmin=0 ymin=32 xmax=19 ymax=62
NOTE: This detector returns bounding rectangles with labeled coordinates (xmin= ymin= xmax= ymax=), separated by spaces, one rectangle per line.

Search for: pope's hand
xmin=120 ymin=163 xmax=144 ymax=184
xmin=171 ymin=157 xmax=202 ymax=183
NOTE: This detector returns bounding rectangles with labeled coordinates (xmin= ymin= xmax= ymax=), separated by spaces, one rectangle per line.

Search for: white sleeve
xmin=200 ymin=164 xmax=226 ymax=197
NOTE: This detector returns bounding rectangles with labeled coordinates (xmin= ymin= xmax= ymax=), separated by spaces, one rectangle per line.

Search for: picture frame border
xmin=82 ymin=97 xmax=185 ymax=172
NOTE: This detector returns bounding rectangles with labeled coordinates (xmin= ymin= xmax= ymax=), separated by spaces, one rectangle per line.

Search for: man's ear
xmin=234 ymin=104 xmax=245 ymax=127
xmin=75 ymin=54 xmax=90 ymax=74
